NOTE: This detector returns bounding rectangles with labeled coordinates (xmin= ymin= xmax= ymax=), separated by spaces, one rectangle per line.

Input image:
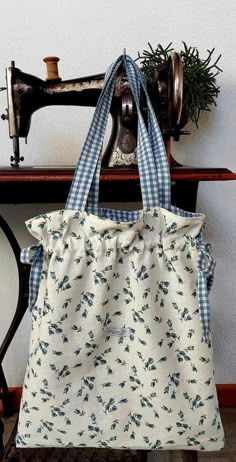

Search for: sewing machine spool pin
xmin=122 ymin=48 xmax=126 ymax=71
xmin=43 ymin=56 xmax=61 ymax=81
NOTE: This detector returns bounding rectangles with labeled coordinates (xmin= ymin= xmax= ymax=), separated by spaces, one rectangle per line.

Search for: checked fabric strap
xmin=82 ymin=56 xmax=171 ymax=212
xmin=197 ymin=240 xmax=216 ymax=341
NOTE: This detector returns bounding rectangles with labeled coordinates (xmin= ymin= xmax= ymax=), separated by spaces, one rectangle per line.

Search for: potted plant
xmin=136 ymin=42 xmax=222 ymax=128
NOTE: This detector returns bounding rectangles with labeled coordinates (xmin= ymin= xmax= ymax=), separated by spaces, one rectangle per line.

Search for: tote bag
xmin=16 ymin=55 xmax=224 ymax=451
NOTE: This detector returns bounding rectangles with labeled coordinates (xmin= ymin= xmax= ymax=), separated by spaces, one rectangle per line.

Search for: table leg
xmin=0 ymin=215 xmax=29 ymax=419
xmin=172 ymin=180 xmax=199 ymax=213
xmin=0 ymin=417 xmax=4 ymax=456
xmin=182 ymin=450 xmax=198 ymax=461
xmin=141 ymin=450 xmax=149 ymax=461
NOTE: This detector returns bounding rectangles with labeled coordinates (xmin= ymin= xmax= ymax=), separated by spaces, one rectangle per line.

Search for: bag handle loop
xmin=66 ymin=55 xmax=171 ymax=211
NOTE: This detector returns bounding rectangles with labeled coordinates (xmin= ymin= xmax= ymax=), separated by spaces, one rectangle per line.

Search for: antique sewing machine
xmin=0 ymin=53 xmax=188 ymax=167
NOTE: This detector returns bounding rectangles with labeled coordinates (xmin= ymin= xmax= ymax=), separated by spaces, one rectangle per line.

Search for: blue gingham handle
xmin=66 ymin=56 xmax=125 ymax=211
xmin=20 ymin=244 xmax=44 ymax=312
xmin=88 ymin=57 xmax=171 ymax=211
xmin=66 ymin=55 xmax=171 ymax=211
xmin=126 ymin=59 xmax=171 ymax=210
xmin=197 ymin=240 xmax=216 ymax=342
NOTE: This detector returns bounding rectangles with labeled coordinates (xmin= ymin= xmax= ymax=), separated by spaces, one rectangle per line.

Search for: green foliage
xmin=136 ymin=41 xmax=222 ymax=126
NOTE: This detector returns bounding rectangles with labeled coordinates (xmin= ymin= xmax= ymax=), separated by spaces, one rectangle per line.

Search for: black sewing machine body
xmin=1 ymin=54 xmax=187 ymax=167
xmin=6 ymin=67 xmax=105 ymax=138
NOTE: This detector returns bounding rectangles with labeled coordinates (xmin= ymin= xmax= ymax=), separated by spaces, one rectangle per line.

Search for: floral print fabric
xmin=16 ymin=207 xmax=224 ymax=450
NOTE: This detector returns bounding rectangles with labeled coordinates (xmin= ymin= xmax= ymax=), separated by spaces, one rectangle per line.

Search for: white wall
xmin=0 ymin=0 xmax=235 ymax=386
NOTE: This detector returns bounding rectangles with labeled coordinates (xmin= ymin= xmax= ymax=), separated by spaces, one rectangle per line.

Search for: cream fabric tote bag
xmin=16 ymin=55 xmax=224 ymax=451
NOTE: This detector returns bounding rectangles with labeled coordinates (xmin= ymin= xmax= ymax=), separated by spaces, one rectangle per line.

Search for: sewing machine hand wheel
xmin=168 ymin=52 xmax=183 ymax=139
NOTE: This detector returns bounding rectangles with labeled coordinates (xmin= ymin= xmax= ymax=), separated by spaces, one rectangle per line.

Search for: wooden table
xmin=0 ymin=166 xmax=235 ymax=209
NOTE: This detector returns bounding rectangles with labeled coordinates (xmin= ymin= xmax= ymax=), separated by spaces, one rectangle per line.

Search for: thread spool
xmin=43 ymin=56 xmax=61 ymax=81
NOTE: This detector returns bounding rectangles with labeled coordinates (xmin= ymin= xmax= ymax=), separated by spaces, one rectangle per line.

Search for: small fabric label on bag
xmin=104 ymin=327 xmax=131 ymax=337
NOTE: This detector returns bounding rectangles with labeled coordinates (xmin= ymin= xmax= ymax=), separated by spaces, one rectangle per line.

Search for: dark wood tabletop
xmin=0 ymin=166 xmax=235 ymax=204
xmin=0 ymin=166 xmax=235 ymax=182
